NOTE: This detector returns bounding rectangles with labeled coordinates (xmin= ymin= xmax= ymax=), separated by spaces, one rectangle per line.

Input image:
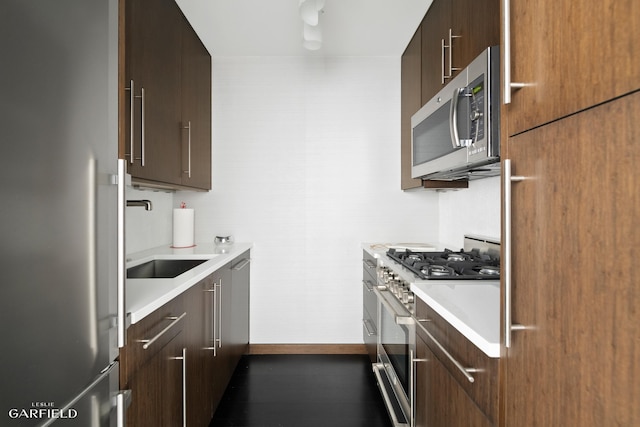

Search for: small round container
xmin=214 ymin=235 xmax=234 ymax=246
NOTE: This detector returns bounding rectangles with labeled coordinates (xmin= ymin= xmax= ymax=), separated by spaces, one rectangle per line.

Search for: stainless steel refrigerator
xmin=0 ymin=0 xmax=129 ymax=425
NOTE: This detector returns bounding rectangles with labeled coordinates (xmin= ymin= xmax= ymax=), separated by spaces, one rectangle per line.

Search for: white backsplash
xmin=438 ymin=176 xmax=501 ymax=248
xmin=125 ymin=186 xmax=174 ymax=254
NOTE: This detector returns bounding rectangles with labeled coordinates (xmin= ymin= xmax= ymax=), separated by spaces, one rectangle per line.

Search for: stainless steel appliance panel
xmin=374 ymin=288 xmax=415 ymax=426
xmin=411 ymin=46 xmax=500 ymax=181
xmin=0 ymin=0 xmax=121 ymax=425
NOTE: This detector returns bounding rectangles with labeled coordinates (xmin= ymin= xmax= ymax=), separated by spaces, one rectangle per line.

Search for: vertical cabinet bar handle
xmin=203 ymin=286 xmax=216 ymax=355
xmin=447 ymin=28 xmax=461 ymax=78
xmin=125 ymin=80 xmax=145 ymax=166
xmin=410 ymin=350 xmax=429 ymax=427
xmin=183 ymin=121 xmax=191 ymax=178
xmin=441 ymin=38 xmax=446 ymax=84
xmin=181 ymin=348 xmax=186 ymax=427
xmin=125 ymin=80 xmax=135 ymax=164
xmin=502 ymin=0 xmax=527 ymax=104
xmin=212 ymin=284 xmax=217 ymax=356
xmin=442 ymin=28 xmax=462 ymax=83
xmin=217 ymin=279 xmax=223 ymax=348
xmin=127 ymin=84 xmax=146 ymax=166
xmin=503 ymin=159 xmax=526 ymax=347
xmin=170 ymin=347 xmax=187 ymax=427
xmin=139 ymin=88 xmax=145 ymax=166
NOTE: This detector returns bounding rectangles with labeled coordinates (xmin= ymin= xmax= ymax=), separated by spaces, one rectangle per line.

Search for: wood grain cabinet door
xmin=185 ymin=277 xmax=216 ymax=426
xmin=401 ymin=27 xmax=423 ymax=190
xmin=125 ymin=329 xmax=185 ymax=426
xmin=421 ymin=0 xmax=499 ymax=104
xmin=451 ymin=0 xmax=499 ymax=74
xmin=420 ymin=0 xmax=453 ymax=103
xmin=415 ymin=337 xmax=493 ymax=427
xmin=505 ymin=0 xmax=640 ymax=135
xmin=125 ymin=0 xmax=182 ymax=185
xmin=503 ymin=92 xmax=640 ymax=426
xmin=211 ymin=265 xmax=234 ymax=412
xmin=180 ymin=15 xmax=212 ymax=190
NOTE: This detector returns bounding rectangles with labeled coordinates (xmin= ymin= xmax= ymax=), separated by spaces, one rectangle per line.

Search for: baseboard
xmin=248 ymin=344 xmax=367 ymax=355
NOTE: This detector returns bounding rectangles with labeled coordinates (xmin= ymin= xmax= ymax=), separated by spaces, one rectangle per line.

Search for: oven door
xmin=373 ymin=288 xmax=415 ymax=427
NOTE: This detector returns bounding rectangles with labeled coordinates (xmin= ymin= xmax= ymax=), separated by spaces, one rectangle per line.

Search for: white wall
xmin=438 ymin=176 xmax=501 ymax=247
xmin=126 ymin=55 xmax=501 ymax=344
xmin=178 ymin=56 xmax=441 ymax=344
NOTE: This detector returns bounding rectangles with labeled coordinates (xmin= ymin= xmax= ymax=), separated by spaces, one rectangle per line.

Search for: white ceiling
xmin=175 ymin=0 xmax=433 ymax=57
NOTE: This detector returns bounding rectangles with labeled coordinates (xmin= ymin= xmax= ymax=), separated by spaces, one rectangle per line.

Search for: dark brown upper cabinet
xmin=121 ymin=0 xmax=211 ymax=191
xmin=421 ymin=0 xmax=499 ymax=104
xmin=504 ymin=0 xmax=640 ymax=136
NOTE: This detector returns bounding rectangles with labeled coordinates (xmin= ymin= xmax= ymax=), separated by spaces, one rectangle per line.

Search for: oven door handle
xmin=373 ymin=363 xmax=410 ymax=427
xmin=374 ymin=288 xmax=414 ymax=325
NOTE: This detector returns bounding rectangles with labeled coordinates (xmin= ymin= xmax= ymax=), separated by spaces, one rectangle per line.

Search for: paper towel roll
xmin=172 ymin=209 xmax=195 ymax=248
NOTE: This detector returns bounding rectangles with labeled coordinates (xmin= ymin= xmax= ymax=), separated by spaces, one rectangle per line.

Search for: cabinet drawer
xmin=121 ymin=295 xmax=185 ymax=382
xmin=415 ymin=298 xmax=498 ymax=424
xmin=362 ymin=278 xmax=378 ymax=323
xmin=362 ymin=251 xmax=377 ymax=283
xmin=362 ymin=305 xmax=377 ymax=363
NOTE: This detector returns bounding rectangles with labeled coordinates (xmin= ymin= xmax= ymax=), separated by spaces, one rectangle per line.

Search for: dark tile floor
xmin=209 ymin=354 xmax=393 ymax=427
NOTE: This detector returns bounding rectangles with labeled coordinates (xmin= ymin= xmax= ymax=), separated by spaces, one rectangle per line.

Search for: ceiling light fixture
xmin=299 ymin=0 xmax=325 ymax=50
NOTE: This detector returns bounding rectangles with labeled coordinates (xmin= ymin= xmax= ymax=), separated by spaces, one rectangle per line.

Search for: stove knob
xmin=394 ymin=282 xmax=402 ymax=296
xmin=401 ymin=290 xmax=408 ymax=304
xmin=391 ymin=281 xmax=399 ymax=293
xmin=406 ymin=293 xmax=414 ymax=303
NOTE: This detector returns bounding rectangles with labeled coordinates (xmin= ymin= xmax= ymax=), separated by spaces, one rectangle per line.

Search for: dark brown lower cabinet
xmin=122 ymin=296 xmax=186 ymax=426
xmin=415 ymin=337 xmax=492 ymax=427
xmin=185 ymin=274 xmax=216 ymax=426
xmin=184 ymin=251 xmax=250 ymax=425
xmin=185 ymin=260 xmax=243 ymax=425
xmin=414 ymin=298 xmax=497 ymax=427
xmin=123 ymin=252 xmax=251 ymax=427
xmin=211 ymin=264 xmax=234 ymax=412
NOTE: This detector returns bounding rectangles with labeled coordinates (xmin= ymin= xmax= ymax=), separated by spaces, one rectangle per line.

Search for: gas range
xmin=377 ymin=236 xmax=501 ymax=313
xmin=386 ymin=247 xmax=500 ymax=280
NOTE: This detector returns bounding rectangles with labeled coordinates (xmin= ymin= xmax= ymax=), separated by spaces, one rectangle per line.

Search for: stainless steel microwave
xmin=411 ymin=46 xmax=500 ymax=181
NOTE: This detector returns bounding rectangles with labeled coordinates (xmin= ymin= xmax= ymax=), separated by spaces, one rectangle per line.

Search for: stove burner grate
xmin=386 ymin=248 xmax=500 ymax=280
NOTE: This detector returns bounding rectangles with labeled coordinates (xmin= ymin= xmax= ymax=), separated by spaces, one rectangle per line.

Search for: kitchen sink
xmin=126 ymin=259 xmax=207 ymax=279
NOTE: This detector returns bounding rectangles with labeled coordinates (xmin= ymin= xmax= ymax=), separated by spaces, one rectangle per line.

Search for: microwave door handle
xmin=449 ymin=87 xmax=463 ymax=148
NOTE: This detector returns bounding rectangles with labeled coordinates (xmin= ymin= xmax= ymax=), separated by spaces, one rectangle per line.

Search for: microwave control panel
xmin=468 ymin=74 xmax=485 ymax=145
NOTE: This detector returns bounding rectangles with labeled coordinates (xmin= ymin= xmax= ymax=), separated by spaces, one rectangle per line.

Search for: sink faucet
xmin=126 ymin=200 xmax=152 ymax=211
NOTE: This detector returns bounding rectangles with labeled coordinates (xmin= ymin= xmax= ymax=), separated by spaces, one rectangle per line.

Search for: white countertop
xmin=362 ymin=243 xmax=500 ymax=358
xmin=126 ymin=242 xmax=252 ymax=324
